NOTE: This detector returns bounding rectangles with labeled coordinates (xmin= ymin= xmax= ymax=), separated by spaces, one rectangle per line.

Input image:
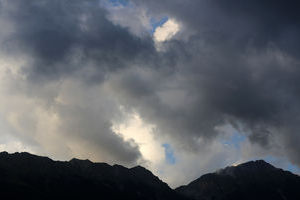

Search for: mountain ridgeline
xmin=0 ymin=152 xmax=299 ymax=200
xmin=176 ymin=160 xmax=300 ymax=200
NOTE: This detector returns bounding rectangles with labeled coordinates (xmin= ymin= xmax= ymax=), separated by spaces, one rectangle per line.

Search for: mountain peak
xmin=0 ymin=151 xmax=9 ymax=156
xmin=235 ymin=159 xmax=275 ymax=168
xmin=69 ymin=158 xmax=93 ymax=164
xmin=216 ymin=159 xmax=276 ymax=177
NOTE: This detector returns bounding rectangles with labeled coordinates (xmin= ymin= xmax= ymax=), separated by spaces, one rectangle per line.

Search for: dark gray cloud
xmin=123 ymin=0 xmax=300 ymax=164
xmin=133 ymin=0 xmax=300 ymax=57
xmin=1 ymin=0 xmax=155 ymax=82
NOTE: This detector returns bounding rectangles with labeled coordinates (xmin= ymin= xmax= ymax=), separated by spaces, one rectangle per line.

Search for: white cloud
xmin=112 ymin=112 xmax=165 ymax=165
xmin=153 ymin=19 xmax=180 ymax=42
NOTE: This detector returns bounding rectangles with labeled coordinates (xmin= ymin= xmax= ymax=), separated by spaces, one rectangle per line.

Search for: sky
xmin=0 ymin=0 xmax=300 ymax=188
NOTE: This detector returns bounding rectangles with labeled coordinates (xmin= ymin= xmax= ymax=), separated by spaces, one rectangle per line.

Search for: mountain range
xmin=0 ymin=151 xmax=299 ymax=200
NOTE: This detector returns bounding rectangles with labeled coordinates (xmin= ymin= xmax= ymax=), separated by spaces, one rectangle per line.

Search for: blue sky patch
xmin=109 ymin=0 xmax=129 ymax=7
xmin=221 ymin=132 xmax=246 ymax=149
xmin=287 ymin=163 xmax=300 ymax=174
xmin=150 ymin=16 xmax=168 ymax=33
xmin=162 ymin=143 xmax=176 ymax=165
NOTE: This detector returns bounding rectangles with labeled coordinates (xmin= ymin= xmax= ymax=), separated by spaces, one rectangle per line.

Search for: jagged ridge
xmin=0 ymin=152 xmax=185 ymax=200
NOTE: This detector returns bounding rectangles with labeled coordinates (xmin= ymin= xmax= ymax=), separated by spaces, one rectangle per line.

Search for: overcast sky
xmin=0 ymin=0 xmax=300 ymax=187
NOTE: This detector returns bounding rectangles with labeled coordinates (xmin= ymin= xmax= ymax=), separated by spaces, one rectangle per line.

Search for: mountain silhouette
xmin=0 ymin=152 xmax=185 ymax=200
xmin=0 ymin=152 xmax=299 ymax=200
xmin=176 ymin=160 xmax=300 ymax=200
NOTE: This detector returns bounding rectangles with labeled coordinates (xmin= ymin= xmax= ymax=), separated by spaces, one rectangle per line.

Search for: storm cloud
xmin=0 ymin=0 xmax=155 ymax=82
xmin=125 ymin=0 xmax=300 ymax=164
xmin=0 ymin=0 xmax=150 ymax=165
xmin=0 ymin=0 xmax=300 ymax=185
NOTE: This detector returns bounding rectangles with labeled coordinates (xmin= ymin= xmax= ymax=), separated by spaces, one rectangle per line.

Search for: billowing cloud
xmin=124 ymin=0 xmax=300 ymax=166
xmin=0 ymin=0 xmax=148 ymax=166
xmin=0 ymin=0 xmax=300 ymax=187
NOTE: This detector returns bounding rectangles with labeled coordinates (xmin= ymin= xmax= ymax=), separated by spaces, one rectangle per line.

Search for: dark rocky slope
xmin=0 ymin=152 xmax=185 ymax=200
xmin=0 ymin=152 xmax=299 ymax=200
xmin=176 ymin=160 xmax=300 ymax=200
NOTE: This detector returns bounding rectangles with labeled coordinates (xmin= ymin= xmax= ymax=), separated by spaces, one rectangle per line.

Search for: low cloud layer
xmin=0 ymin=0 xmax=300 ymax=186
